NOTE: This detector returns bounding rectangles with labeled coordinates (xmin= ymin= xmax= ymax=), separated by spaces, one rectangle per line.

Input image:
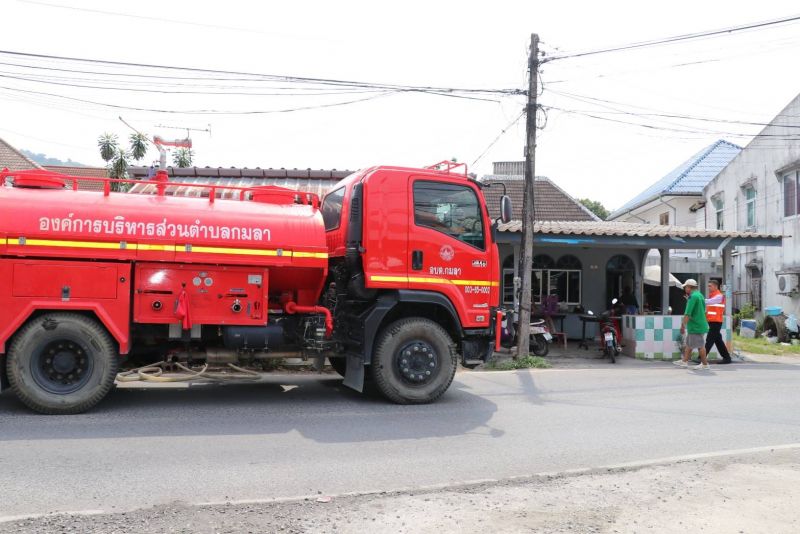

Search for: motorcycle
xmin=500 ymin=314 xmax=553 ymax=357
xmin=530 ymin=318 xmax=553 ymax=357
xmin=586 ymin=298 xmax=622 ymax=363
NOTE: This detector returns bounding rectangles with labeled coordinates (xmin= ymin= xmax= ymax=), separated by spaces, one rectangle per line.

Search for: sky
xmin=1 ymin=0 xmax=799 ymax=211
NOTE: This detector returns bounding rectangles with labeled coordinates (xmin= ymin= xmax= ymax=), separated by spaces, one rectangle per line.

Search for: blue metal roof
xmin=608 ymin=139 xmax=742 ymax=219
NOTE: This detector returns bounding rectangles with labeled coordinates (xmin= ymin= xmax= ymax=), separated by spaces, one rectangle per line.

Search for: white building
xmin=608 ymin=140 xmax=742 ymax=282
xmin=704 ymin=93 xmax=800 ymax=313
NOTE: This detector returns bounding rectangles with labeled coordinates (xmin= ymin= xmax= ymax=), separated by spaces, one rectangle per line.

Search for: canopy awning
xmin=497 ymin=220 xmax=783 ymax=249
xmin=643 ymin=265 xmax=682 ymax=287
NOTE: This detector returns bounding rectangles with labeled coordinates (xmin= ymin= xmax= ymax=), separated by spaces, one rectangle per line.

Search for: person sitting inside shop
xmin=617 ymin=286 xmax=639 ymax=314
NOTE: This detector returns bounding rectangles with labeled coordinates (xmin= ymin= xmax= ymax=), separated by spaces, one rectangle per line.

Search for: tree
xmin=97 ymin=132 xmax=151 ymax=191
xmin=172 ymin=147 xmax=194 ymax=168
xmin=579 ymin=198 xmax=609 ymax=220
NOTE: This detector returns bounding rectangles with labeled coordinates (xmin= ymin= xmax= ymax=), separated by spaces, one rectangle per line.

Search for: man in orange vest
xmin=704 ymin=279 xmax=732 ymax=364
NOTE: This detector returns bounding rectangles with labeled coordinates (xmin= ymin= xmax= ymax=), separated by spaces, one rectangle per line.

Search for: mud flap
xmin=343 ymin=353 xmax=365 ymax=392
xmin=0 ymin=356 xmax=7 ymax=393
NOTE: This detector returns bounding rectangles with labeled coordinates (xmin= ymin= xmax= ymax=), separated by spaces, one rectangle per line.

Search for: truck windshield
xmin=321 ymin=186 xmax=345 ymax=231
xmin=413 ymin=181 xmax=484 ymax=250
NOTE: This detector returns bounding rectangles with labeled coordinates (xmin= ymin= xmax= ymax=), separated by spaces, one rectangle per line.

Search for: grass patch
xmin=733 ymin=334 xmax=800 ymax=356
xmin=485 ymin=355 xmax=552 ymax=370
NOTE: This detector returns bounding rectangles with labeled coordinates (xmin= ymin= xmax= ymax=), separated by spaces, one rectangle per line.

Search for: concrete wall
xmin=704 ymin=94 xmax=800 ymax=314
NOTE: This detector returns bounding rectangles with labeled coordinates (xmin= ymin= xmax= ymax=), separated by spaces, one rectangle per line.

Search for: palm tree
xmin=97 ymin=132 xmax=151 ymax=191
xmin=172 ymin=147 xmax=194 ymax=168
xmin=98 ymin=133 xmax=119 ymax=163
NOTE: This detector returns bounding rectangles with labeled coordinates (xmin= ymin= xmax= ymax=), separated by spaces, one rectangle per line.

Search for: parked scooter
xmin=499 ymin=315 xmax=553 ymax=356
xmin=530 ymin=318 xmax=553 ymax=357
xmin=586 ymin=298 xmax=622 ymax=363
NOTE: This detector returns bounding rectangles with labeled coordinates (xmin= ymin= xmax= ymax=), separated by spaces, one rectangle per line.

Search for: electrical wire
xmin=543 ymin=105 xmax=800 ymax=141
xmin=0 ymin=49 xmax=524 ymax=96
xmin=0 ymin=84 xmax=396 ymax=114
xmin=470 ymin=110 xmax=525 ymax=167
xmin=545 ymin=13 xmax=800 ymax=62
xmin=548 ymin=88 xmax=800 ymax=129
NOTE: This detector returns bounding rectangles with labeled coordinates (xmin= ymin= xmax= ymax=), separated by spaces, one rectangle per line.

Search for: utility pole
xmin=516 ymin=33 xmax=540 ymax=358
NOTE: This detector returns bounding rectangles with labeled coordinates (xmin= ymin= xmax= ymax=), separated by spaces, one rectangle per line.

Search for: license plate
xmin=543 ymin=333 xmax=553 ymax=341
xmin=604 ymin=332 xmax=613 ymax=342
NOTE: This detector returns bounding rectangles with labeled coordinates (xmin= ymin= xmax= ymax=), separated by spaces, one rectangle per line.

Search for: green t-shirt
xmin=684 ymin=290 xmax=709 ymax=334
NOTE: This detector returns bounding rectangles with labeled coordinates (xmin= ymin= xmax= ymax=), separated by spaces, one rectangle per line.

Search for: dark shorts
xmin=686 ymin=333 xmax=705 ymax=349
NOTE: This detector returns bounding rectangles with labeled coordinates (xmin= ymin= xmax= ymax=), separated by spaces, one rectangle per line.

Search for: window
xmin=745 ymin=187 xmax=756 ymax=228
xmin=659 ymin=212 xmax=669 ymax=225
xmin=784 ymin=171 xmax=800 ymax=218
xmin=413 ymin=181 xmax=484 ymax=250
xmin=524 ymin=254 xmax=583 ymax=306
xmin=530 ymin=255 xmax=553 ymax=305
xmin=502 ymin=256 xmax=515 ymax=305
xmin=502 ymin=269 xmax=515 ymax=305
xmin=321 ymin=186 xmax=345 ymax=231
xmin=713 ymin=196 xmax=724 ymax=230
xmin=550 ymin=255 xmax=582 ymax=305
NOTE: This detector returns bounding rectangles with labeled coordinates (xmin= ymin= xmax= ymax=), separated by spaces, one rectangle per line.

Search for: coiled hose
xmin=116 ymin=361 xmax=261 ymax=383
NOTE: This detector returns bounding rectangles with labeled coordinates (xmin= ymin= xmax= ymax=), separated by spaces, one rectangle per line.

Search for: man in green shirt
xmin=674 ymin=279 xmax=710 ymax=370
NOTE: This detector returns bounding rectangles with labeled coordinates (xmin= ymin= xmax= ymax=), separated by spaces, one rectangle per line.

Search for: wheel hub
xmin=33 ymin=340 xmax=92 ymax=394
xmin=397 ymin=341 xmax=438 ymax=385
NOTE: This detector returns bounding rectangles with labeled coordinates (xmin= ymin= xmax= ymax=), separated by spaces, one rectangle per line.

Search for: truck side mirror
xmin=500 ymin=195 xmax=512 ymax=224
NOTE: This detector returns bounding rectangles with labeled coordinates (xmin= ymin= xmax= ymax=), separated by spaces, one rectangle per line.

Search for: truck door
xmin=408 ymin=178 xmax=495 ymax=328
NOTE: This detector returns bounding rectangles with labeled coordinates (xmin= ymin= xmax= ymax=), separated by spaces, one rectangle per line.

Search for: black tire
xmin=370 ymin=318 xmax=457 ymax=404
xmin=531 ymin=335 xmax=549 ymax=357
xmin=7 ymin=313 xmax=118 ymax=414
xmin=604 ymin=345 xmax=615 ymax=363
xmin=328 ymin=357 xmax=347 ymax=377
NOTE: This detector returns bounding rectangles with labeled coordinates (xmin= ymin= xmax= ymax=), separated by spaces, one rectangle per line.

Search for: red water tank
xmin=0 ymin=170 xmax=328 ymax=306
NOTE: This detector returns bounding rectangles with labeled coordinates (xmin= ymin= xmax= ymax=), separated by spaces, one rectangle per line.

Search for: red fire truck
xmin=0 ymin=162 xmax=511 ymax=414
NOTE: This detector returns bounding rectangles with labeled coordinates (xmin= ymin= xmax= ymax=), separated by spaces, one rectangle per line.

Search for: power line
xmin=19 ymin=0 xmax=338 ymax=41
xmin=0 ymin=84 xmax=396 ymax=114
xmin=0 ymin=49 xmax=523 ymax=96
xmin=545 ymin=13 xmax=800 ymax=62
xmin=470 ymin=110 xmax=525 ymax=167
xmin=548 ymin=89 xmax=800 ymax=128
xmin=543 ymin=104 xmax=800 ymax=140
xmin=0 ymin=72 xmax=389 ymax=97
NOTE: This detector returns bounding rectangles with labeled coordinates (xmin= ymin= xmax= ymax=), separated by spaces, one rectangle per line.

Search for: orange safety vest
xmin=706 ymin=289 xmax=725 ymax=323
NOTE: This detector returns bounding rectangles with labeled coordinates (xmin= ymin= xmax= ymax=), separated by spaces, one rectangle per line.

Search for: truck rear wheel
xmin=370 ymin=318 xmax=457 ymax=404
xmin=6 ymin=313 xmax=118 ymax=415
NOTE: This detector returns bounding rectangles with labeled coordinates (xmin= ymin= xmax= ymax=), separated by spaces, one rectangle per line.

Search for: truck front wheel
xmin=6 ymin=313 xmax=118 ymax=414
xmin=370 ymin=318 xmax=457 ymax=404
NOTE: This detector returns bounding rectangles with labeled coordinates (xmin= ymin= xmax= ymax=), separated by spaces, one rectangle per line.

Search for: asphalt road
xmin=2 ymin=359 xmax=800 ymax=520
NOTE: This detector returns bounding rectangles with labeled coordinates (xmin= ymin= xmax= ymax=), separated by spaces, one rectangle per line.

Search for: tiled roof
xmin=0 ymin=137 xmax=40 ymax=171
xmin=608 ymin=139 xmax=741 ymax=219
xmin=127 ymin=166 xmax=352 ymax=198
xmin=480 ymin=176 xmax=599 ymax=222
xmin=498 ymin=220 xmax=782 ymax=240
xmin=44 ymin=165 xmax=108 ymax=192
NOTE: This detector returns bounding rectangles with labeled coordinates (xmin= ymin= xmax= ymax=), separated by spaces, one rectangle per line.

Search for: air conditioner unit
xmin=777 ymin=274 xmax=800 ymax=295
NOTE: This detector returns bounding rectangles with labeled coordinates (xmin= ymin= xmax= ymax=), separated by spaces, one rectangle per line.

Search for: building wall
xmin=613 ymin=196 xmax=713 ymax=261
xmin=704 ymin=94 xmax=800 ymax=313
